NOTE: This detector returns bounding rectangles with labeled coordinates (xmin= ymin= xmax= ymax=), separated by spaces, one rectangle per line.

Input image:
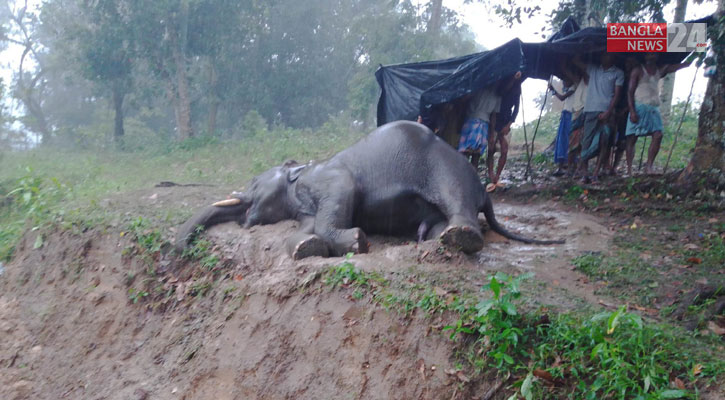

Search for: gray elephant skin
xmin=176 ymin=121 xmax=563 ymax=260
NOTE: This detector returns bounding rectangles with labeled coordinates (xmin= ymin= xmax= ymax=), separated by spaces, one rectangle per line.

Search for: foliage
xmin=1 ymin=0 xmax=478 ymax=144
xmin=0 ymin=167 xmax=70 ymax=260
xmin=324 ymin=254 xmax=387 ymax=289
xmin=323 ymin=260 xmax=724 ymax=398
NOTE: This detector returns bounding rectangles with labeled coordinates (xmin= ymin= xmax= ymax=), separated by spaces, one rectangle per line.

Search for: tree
xmin=66 ymin=0 xmax=134 ymax=145
xmin=660 ymin=0 xmax=688 ymax=123
xmin=681 ymin=4 xmax=725 ymax=184
xmin=0 ymin=0 xmax=52 ymax=144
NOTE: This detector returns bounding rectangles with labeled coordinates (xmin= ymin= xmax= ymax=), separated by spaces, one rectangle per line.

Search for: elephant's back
xmin=335 ymin=121 xmax=443 ymax=164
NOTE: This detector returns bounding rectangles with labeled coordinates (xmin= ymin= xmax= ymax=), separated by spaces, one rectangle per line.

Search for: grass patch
xmin=322 ymin=258 xmax=724 ymax=399
xmin=0 ymin=125 xmax=364 ymax=262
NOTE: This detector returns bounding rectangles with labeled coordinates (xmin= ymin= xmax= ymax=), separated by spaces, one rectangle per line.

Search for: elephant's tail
xmin=480 ymin=194 xmax=565 ymax=245
xmin=175 ymin=199 xmax=249 ymax=251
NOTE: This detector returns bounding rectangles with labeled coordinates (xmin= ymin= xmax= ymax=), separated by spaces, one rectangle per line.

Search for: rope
xmin=663 ymin=64 xmax=700 ymax=174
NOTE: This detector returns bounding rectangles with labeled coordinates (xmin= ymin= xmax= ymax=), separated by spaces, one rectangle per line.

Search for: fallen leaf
xmin=674 ymin=377 xmax=685 ymax=390
xmin=433 ymin=286 xmax=448 ymax=296
xmin=233 ymin=274 xmax=244 ymax=281
xmin=687 ymin=257 xmax=702 ymax=264
xmin=666 ymin=193 xmax=673 ymax=200
xmin=631 ymin=223 xmax=638 ymax=229
xmin=708 ymin=218 xmax=718 ymax=223
xmin=456 ymin=371 xmax=470 ymax=383
xmin=707 ymin=321 xmax=725 ymax=336
xmin=533 ymin=369 xmax=555 ymax=382
xmin=695 ymin=278 xmax=709 ymax=285
xmin=692 ymin=364 xmax=703 ymax=376
xmin=683 ymin=243 xmax=699 ymax=250
xmin=642 ymin=193 xmax=650 ymax=199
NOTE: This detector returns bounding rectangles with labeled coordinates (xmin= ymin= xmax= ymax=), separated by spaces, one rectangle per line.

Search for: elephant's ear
xmin=287 ymin=164 xmax=306 ymax=182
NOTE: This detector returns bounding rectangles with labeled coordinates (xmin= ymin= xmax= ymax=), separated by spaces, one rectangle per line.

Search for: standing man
xmin=573 ymin=53 xmax=624 ymax=183
xmin=549 ymin=76 xmax=577 ymax=176
xmin=625 ymin=53 xmax=690 ymax=175
xmin=489 ymin=71 xmax=523 ymax=188
xmin=458 ymin=85 xmax=501 ymax=169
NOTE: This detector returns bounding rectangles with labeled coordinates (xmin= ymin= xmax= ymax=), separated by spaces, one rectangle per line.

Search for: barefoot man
xmin=625 ymin=53 xmax=690 ymax=175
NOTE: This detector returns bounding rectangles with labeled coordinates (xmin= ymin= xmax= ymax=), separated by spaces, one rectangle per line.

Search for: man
xmin=488 ymin=71 xmax=523 ymax=188
xmin=573 ymin=53 xmax=624 ymax=183
xmin=566 ymin=70 xmax=588 ymax=177
xmin=458 ymin=71 xmax=521 ymax=174
xmin=458 ymin=85 xmax=501 ymax=169
xmin=625 ymin=53 xmax=690 ymax=175
xmin=609 ymin=56 xmax=640 ymax=176
xmin=549 ymin=76 xmax=576 ymax=176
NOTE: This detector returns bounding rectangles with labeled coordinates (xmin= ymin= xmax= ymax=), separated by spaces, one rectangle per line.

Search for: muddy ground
xmin=0 ymin=168 xmax=722 ymax=399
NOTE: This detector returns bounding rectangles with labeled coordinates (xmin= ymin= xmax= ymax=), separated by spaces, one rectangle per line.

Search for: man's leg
xmin=592 ymin=123 xmax=610 ymax=181
xmin=487 ymin=129 xmax=497 ymax=183
xmin=471 ymin=152 xmax=481 ymax=169
xmin=578 ymin=113 xmax=599 ymax=181
xmin=646 ymin=130 xmax=663 ymax=173
xmin=494 ymin=125 xmax=510 ymax=183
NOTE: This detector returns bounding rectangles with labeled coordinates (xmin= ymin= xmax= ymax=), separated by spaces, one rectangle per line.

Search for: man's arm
xmin=628 ymin=67 xmax=641 ymax=123
xmin=661 ymin=61 xmax=691 ymax=76
xmin=510 ymin=93 xmax=520 ymax=122
xmin=549 ymin=83 xmax=575 ymax=101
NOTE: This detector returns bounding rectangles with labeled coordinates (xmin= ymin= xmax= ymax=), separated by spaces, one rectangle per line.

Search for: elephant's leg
xmin=285 ymin=217 xmax=329 ymax=260
xmin=423 ymin=176 xmax=484 ymax=253
xmin=312 ymin=171 xmax=369 ymax=256
xmin=424 ymin=221 xmax=448 ymax=241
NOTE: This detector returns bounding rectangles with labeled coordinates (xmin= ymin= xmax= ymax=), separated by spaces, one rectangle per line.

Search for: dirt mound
xmin=0 ymin=187 xmax=613 ymax=399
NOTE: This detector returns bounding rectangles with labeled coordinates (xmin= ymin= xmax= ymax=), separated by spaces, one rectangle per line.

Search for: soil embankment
xmin=0 ymin=187 xmax=613 ymax=399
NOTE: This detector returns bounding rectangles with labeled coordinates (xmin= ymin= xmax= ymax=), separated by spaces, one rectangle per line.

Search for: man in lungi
xmin=573 ymin=53 xmax=624 ymax=183
xmin=625 ymin=53 xmax=691 ymax=175
xmin=458 ymin=72 xmax=522 ymax=172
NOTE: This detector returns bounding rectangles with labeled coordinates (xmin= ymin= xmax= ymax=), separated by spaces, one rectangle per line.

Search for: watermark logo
xmin=607 ymin=23 xmax=707 ymax=52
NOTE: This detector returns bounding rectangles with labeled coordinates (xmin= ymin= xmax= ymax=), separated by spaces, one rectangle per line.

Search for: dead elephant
xmin=176 ymin=121 xmax=563 ymax=259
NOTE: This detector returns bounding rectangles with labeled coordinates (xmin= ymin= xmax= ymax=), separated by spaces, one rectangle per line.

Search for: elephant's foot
xmin=333 ymin=228 xmax=369 ymax=256
xmin=440 ymin=225 xmax=484 ymax=254
xmin=288 ymin=234 xmax=329 ymax=260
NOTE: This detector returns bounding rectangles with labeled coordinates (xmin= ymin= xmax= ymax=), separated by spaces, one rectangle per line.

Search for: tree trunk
xmin=585 ymin=0 xmax=603 ymax=27
xmin=427 ymin=0 xmax=443 ymax=35
xmin=171 ymin=0 xmax=193 ymax=141
xmin=681 ymin=9 xmax=725 ymax=185
xmin=659 ymin=0 xmax=687 ymax=123
xmin=112 ymin=83 xmax=125 ymax=146
xmin=207 ymin=60 xmax=218 ymax=136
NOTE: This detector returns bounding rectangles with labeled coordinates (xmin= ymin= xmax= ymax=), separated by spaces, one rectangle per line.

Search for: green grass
xmin=0 ymin=124 xmax=364 ymax=262
xmin=321 ymin=259 xmax=724 ymax=399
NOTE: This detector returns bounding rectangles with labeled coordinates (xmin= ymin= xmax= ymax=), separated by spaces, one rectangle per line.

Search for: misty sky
xmin=1 ymin=0 xmax=719 ymax=129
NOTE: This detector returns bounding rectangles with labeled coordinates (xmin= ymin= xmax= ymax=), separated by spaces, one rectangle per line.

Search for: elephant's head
xmin=176 ymin=160 xmax=307 ymax=250
xmin=240 ymin=160 xmax=306 ymax=228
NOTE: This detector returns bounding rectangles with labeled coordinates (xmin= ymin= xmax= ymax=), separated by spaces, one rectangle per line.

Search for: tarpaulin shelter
xmin=374 ymin=15 xmax=713 ymax=127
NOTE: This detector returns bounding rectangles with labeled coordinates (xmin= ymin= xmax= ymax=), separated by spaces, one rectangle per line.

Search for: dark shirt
xmin=495 ymin=85 xmax=521 ymax=131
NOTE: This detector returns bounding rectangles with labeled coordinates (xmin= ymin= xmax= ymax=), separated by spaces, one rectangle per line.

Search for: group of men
xmin=449 ymin=52 xmax=690 ymax=187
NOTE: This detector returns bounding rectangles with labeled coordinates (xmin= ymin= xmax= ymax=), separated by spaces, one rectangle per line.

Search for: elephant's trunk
xmin=175 ymin=194 xmax=251 ymax=251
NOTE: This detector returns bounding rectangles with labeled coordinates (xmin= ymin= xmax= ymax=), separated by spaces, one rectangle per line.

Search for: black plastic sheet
xmin=375 ymin=14 xmax=714 ymax=127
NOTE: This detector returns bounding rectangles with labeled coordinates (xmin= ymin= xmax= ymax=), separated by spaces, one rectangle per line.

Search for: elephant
xmin=175 ymin=121 xmax=563 ymax=260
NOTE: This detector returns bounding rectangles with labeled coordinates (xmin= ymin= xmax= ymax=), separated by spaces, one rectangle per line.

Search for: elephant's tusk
xmin=212 ymin=198 xmax=241 ymax=207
